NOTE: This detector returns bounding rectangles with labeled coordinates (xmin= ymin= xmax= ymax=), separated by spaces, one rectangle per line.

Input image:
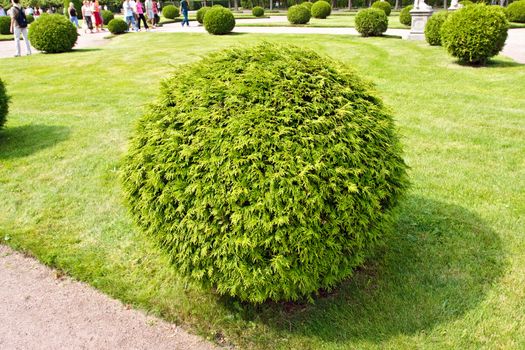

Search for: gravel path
xmin=0 ymin=244 xmax=219 ymax=350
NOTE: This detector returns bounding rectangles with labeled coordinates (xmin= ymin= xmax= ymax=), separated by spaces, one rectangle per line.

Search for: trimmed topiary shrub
xmin=197 ymin=6 xmax=210 ymax=24
xmin=252 ymin=6 xmax=264 ymax=16
xmin=203 ymin=6 xmax=235 ymax=34
xmin=0 ymin=16 xmax=10 ymax=35
xmin=101 ymin=10 xmax=114 ymax=25
xmin=311 ymin=0 xmax=331 ymax=18
xmin=287 ymin=4 xmax=311 ymax=24
xmin=0 ymin=79 xmax=8 ymax=129
xmin=506 ymin=0 xmax=525 ymax=23
xmin=355 ymin=8 xmax=388 ymax=36
xmin=372 ymin=1 xmax=392 ymax=16
xmin=301 ymin=1 xmax=313 ymax=10
xmin=424 ymin=11 xmax=449 ymax=46
xmin=28 ymin=14 xmax=78 ymax=53
xmin=26 ymin=14 xmax=35 ymax=24
xmin=459 ymin=0 xmax=473 ymax=5
xmin=162 ymin=5 xmax=179 ymax=19
xmin=441 ymin=4 xmax=509 ymax=65
xmin=121 ymin=43 xmax=409 ymax=303
xmin=399 ymin=5 xmax=412 ymax=26
xmin=107 ymin=18 xmax=128 ymax=34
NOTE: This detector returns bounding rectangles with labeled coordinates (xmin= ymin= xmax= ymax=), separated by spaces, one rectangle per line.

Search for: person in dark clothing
xmin=180 ymin=0 xmax=189 ymax=26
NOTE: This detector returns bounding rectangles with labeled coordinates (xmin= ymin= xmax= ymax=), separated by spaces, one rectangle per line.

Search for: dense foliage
xmin=101 ymin=10 xmax=114 ymax=25
xmin=372 ymin=0 xmax=391 ymax=16
xmin=287 ymin=4 xmax=311 ymax=24
xmin=28 ymin=14 xmax=78 ymax=53
xmin=0 ymin=16 xmax=10 ymax=35
xmin=311 ymin=0 xmax=331 ymax=18
xmin=441 ymin=4 xmax=508 ymax=64
xmin=506 ymin=0 xmax=525 ymax=23
xmin=26 ymin=14 xmax=34 ymax=23
xmin=107 ymin=18 xmax=128 ymax=33
xmin=424 ymin=11 xmax=449 ymax=46
xmin=162 ymin=4 xmax=179 ymax=19
xmin=399 ymin=5 xmax=412 ymax=26
xmin=355 ymin=8 xmax=388 ymax=36
xmin=122 ymin=43 xmax=409 ymax=303
xmin=203 ymin=6 xmax=235 ymax=34
xmin=301 ymin=1 xmax=313 ymax=9
xmin=0 ymin=79 xmax=8 ymax=129
xmin=197 ymin=6 xmax=210 ymax=23
xmin=252 ymin=5 xmax=264 ymax=16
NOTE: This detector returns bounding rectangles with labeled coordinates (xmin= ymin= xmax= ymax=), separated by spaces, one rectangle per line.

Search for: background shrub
xmin=372 ymin=1 xmax=392 ymax=16
xmin=28 ymin=14 xmax=78 ymax=53
xmin=424 ymin=11 xmax=449 ymax=46
xmin=441 ymin=4 xmax=508 ymax=64
xmin=301 ymin=1 xmax=313 ymax=9
xmin=506 ymin=0 xmax=525 ymax=22
xmin=162 ymin=5 xmax=179 ymax=19
xmin=355 ymin=8 xmax=388 ymax=36
xmin=197 ymin=6 xmax=210 ymax=24
xmin=252 ymin=6 xmax=264 ymax=16
xmin=101 ymin=10 xmax=114 ymax=25
xmin=458 ymin=0 xmax=473 ymax=5
xmin=26 ymin=14 xmax=35 ymax=24
xmin=122 ymin=43 xmax=409 ymax=303
xmin=107 ymin=18 xmax=128 ymax=34
xmin=311 ymin=0 xmax=331 ymax=18
xmin=399 ymin=5 xmax=412 ymax=26
xmin=203 ymin=6 xmax=235 ymax=34
xmin=287 ymin=4 xmax=311 ymax=24
xmin=0 ymin=16 xmax=10 ymax=35
xmin=0 ymin=79 xmax=8 ymax=129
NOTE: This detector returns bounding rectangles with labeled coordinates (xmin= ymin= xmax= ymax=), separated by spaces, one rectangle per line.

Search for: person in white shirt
xmin=9 ymin=0 xmax=31 ymax=57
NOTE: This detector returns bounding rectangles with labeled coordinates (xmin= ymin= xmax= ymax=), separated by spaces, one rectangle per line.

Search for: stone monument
xmin=408 ymin=0 xmax=434 ymax=40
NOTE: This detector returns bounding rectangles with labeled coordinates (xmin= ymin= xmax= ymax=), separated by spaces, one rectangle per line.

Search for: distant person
xmin=0 ymin=5 xmax=6 ymax=16
xmin=9 ymin=0 xmax=31 ymax=57
xmin=135 ymin=0 xmax=148 ymax=30
xmin=123 ymin=0 xmax=138 ymax=31
xmin=34 ymin=6 xmax=40 ymax=18
xmin=180 ymin=0 xmax=189 ymax=26
xmin=92 ymin=0 xmax=103 ymax=32
xmin=152 ymin=0 xmax=159 ymax=27
xmin=81 ymin=0 xmax=94 ymax=33
xmin=25 ymin=6 xmax=33 ymax=15
xmin=145 ymin=0 xmax=154 ymax=28
xmin=68 ymin=2 xmax=80 ymax=28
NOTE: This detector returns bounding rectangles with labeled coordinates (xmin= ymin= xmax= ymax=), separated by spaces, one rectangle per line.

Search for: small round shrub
xmin=355 ymin=8 xmax=388 ymax=36
xmin=28 ymin=14 xmax=78 ymax=53
xmin=399 ymin=5 xmax=412 ymax=26
xmin=311 ymin=0 xmax=331 ymax=18
xmin=441 ymin=4 xmax=509 ymax=65
xmin=101 ymin=10 xmax=114 ymax=25
xmin=252 ymin=6 xmax=264 ymax=17
xmin=162 ymin=5 xmax=179 ymax=19
xmin=301 ymin=1 xmax=313 ymax=10
xmin=0 ymin=16 xmax=10 ymax=35
xmin=0 ymin=79 xmax=8 ymax=129
xmin=122 ymin=43 xmax=409 ymax=303
xmin=372 ymin=1 xmax=392 ymax=16
xmin=107 ymin=18 xmax=128 ymax=34
xmin=26 ymin=14 xmax=35 ymax=24
xmin=424 ymin=11 xmax=449 ymax=46
xmin=287 ymin=4 xmax=311 ymax=24
xmin=197 ymin=6 xmax=210 ymax=24
xmin=459 ymin=0 xmax=473 ymax=5
xmin=506 ymin=0 xmax=525 ymax=23
xmin=203 ymin=6 xmax=235 ymax=34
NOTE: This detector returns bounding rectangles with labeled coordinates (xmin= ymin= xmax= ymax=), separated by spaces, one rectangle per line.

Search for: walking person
xmin=92 ymin=0 xmax=103 ymax=32
xmin=123 ymin=0 xmax=138 ymax=31
xmin=9 ymin=0 xmax=31 ymax=57
xmin=81 ymin=0 xmax=94 ymax=33
xmin=144 ymin=0 xmax=154 ymax=28
xmin=152 ymin=0 xmax=159 ymax=27
xmin=180 ymin=0 xmax=189 ymax=26
xmin=68 ymin=2 xmax=80 ymax=29
xmin=135 ymin=0 xmax=148 ymax=30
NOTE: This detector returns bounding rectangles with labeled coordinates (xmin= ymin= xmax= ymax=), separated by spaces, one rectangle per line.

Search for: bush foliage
xmin=355 ymin=8 xmax=388 ymax=36
xmin=101 ymin=10 xmax=114 ymax=25
xmin=441 ymin=4 xmax=508 ymax=64
xmin=204 ymin=6 xmax=235 ymax=34
xmin=399 ymin=5 xmax=412 ymax=26
xmin=0 ymin=16 xmax=10 ymax=35
xmin=0 ymin=79 xmax=8 ymax=129
xmin=372 ymin=0 xmax=391 ymax=16
xmin=311 ymin=0 xmax=331 ymax=18
xmin=301 ymin=1 xmax=313 ymax=9
xmin=425 ymin=11 xmax=449 ymax=46
xmin=162 ymin=5 xmax=179 ymax=19
xmin=197 ymin=6 xmax=210 ymax=24
xmin=506 ymin=0 xmax=525 ymax=23
xmin=287 ymin=4 xmax=311 ymax=24
xmin=26 ymin=14 xmax=34 ymax=23
xmin=28 ymin=14 xmax=78 ymax=53
xmin=252 ymin=5 xmax=264 ymax=16
xmin=107 ymin=18 xmax=128 ymax=34
xmin=122 ymin=43 xmax=409 ymax=303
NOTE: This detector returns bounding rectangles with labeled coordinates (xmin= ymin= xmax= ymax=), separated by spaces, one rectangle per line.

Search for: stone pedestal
xmin=408 ymin=9 xmax=433 ymax=40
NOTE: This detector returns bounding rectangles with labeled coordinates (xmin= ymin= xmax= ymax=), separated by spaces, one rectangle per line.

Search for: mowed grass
xmin=0 ymin=33 xmax=524 ymax=349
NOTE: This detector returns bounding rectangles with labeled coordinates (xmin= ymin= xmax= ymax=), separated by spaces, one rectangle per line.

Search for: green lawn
xmin=0 ymin=33 xmax=524 ymax=349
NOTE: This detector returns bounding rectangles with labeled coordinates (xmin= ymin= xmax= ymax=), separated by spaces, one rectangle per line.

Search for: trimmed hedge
xmin=311 ymin=0 xmax=331 ymax=18
xmin=287 ymin=4 xmax=311 ymax=24
xmin=459 ymin=0 xmax=473 ymax=5
xmin=441 ymin=4 xmax=509 ymax=64
xmin=162 ymin=5 xmax=179 ymax=19
xmin=0 ymin=79 xmax=8 ymax=129
xmin=101 ymin=10 xmax=114 ymax=25
xmin=252 ymin=6 xmax=264 ymax=17
xmin=28 ymin=14 xmax=78 ymax=53
xmin=399 ymin=5 xmax=412 ymax=26
xmin=355 ymin=8 xmax=388 ymax=36
xmin=425 ymin=11 xmax=449 ymax=46
xmin=0 ymin=16 xmax=10 ymax=35
xmin=197 ymin=6 xmax=210 ymax=24
xmin=122 ymin=43 xmax=409 ymax=303
xmin=26 ymin=14 xmax=35 ymax=24
xmin=506 ymin=0 xmax=525 ymax=23
xmin=203 ymin=6 xmax=235 ymax=34
xmin=107 ymin=18 xmax=128 ymax=34
xmin=301 ymin=1 xmax=313 ymax=10
xmin=372 ymin=1 xmax=392 ymax=16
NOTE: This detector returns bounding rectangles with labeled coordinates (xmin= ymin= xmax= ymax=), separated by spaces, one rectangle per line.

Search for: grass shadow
xmin=453 ymin=58 xmax=523 ymax=68
xmin=0 ymin=124 xmax=70 ymax=160
xmin=219 ymin=195 xmax=505 ymax=345
xmin=72 ymin=48 xmax=104 ymax=53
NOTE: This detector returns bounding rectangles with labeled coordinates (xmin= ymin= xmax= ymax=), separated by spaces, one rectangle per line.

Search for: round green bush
xmin=372 ymin=1 xmax=392 ymax=16
xmin=203 ymin=7 xmax=235 ymax=35
xmin=26 ymin=14 xmax=35 ymax=24
xmin=424 ymin=11 xmax=449 ymax=46
xmin=287 ymin=4 xmax=311 ymax=24
xmin=399 ymin=5 xmax=412 ymax=26
xmin=162 ymin=5 xmax=179 ymax=19
xmin=459 ymin=0 xmax=473 ymax=5
xmin=107 ymin=18 xmax=128 ymax=34
xmin=0 ymin=79 xmax=8 ymax=129
xmin=506 ymin=0 xmax=525 ymax=23
xmin=122 ymin=43 xmax=409 ymax=303
xmin=101 ymin=10 xmax=114 ymax=25
xmin=28 ymin=14 xmax=78 ymax=53
xmin=311 ymin=0 xmax=331 ymax=18
xmin=355 ymin=8 xmax=388 ymax=36
xmin=252 ymin=6 xmax=264 ymax=16
xmin=301 ymin=1 xmax=313 ymax=10
xmin=197 ymin=6 xmax=210 ymax=24
xmin=0 ymin=16 xmax=10 ymax=35
xmin=441 ymin=4 xmax=509 ymax=65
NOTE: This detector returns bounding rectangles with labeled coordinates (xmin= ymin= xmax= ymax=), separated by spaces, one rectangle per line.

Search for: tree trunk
xmin=234 ymin=0 xmax=238 ymax=10
xmin=332 ymin=0 xmax=337 ymax=9
xmin=395 ymin=0 xmax=399 ymax=9
xmin=347 ymin=0 xmax=352 ymax=9
xmin=270 ymin=0 xmax=273 ymax=10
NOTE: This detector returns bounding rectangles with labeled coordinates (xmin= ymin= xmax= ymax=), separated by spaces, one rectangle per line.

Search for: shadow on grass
xmin=0 ymin=124 xmax=70 ymax=160
xmin=220 ymin=195 xmax=504 ymax=345
xmin=72 ymin=48 xmax=103 ymax=53
xmin=454 ymin=58 xmax=523 ymax=68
